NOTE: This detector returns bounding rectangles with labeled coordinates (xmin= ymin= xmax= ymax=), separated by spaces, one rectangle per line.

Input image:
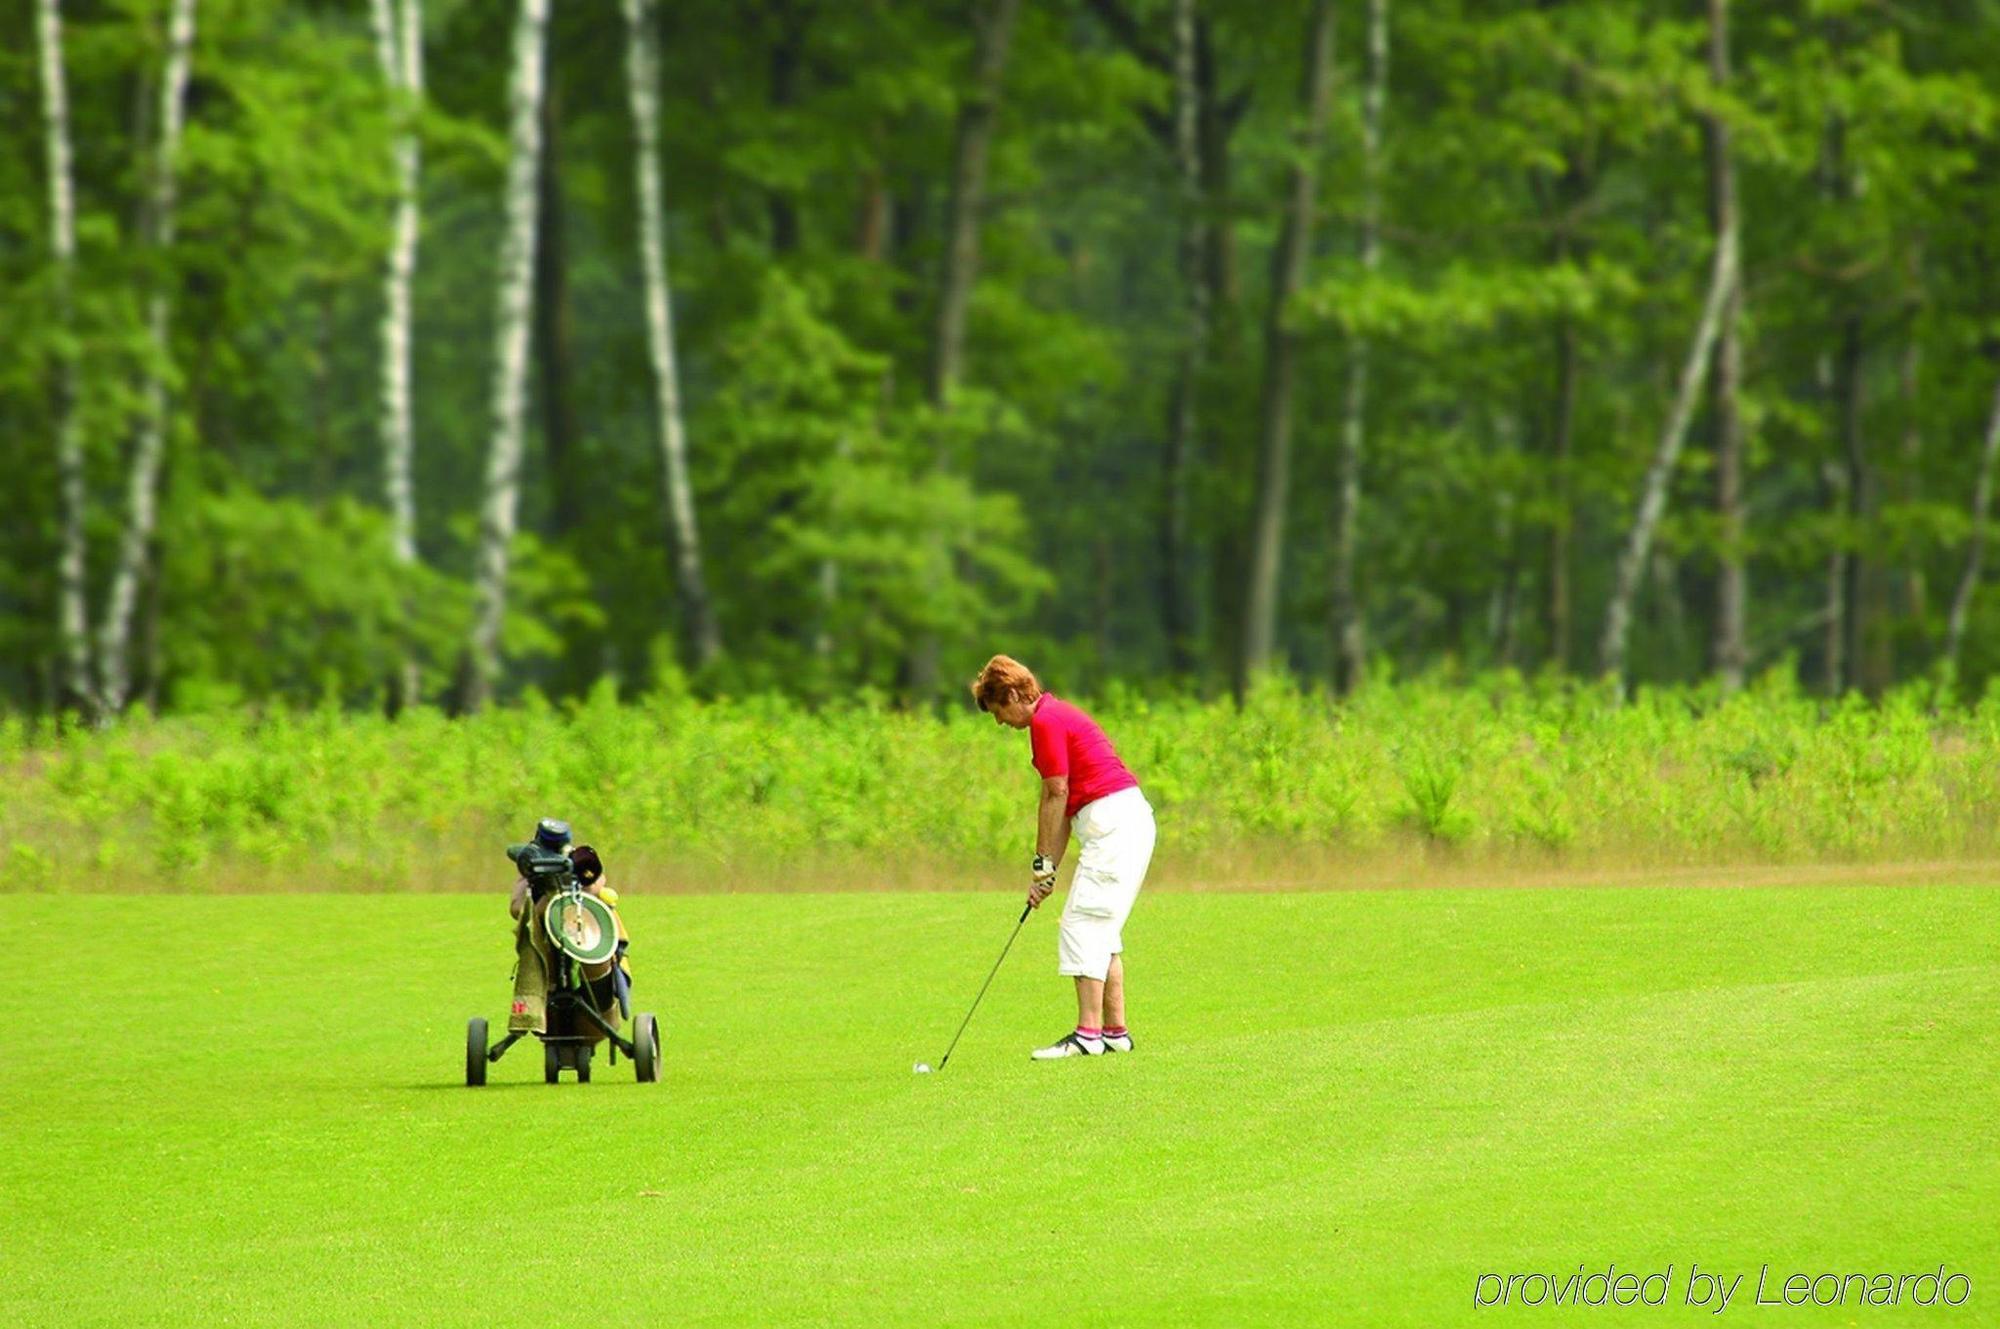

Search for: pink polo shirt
xmin=1029 ymin=693 xmax=1139 ymax=819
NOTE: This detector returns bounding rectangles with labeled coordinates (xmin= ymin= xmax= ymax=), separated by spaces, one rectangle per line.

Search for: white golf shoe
xmin=1101 ymin=1031 xmax=1134 ymax=1053
xmin=1031 ymin=1032 xmax=1103 ymax=1060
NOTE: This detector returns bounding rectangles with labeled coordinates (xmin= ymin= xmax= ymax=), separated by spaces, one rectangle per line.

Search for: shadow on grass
xmin=397 ymin=1080 xmax=670 ymax=1092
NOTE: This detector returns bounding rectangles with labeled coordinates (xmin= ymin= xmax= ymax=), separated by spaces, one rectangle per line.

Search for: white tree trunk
xmin=1819 ymin=452 xmax=1847 ymax=694
xmin=371 ymin=0 xmax=424 ymax=707
xmin=905 ymin=0 xmax=1021 ymax=696
xmin=1708 ymin=279 xmax=1746 ymax=692
xmin=623 ymin=0 xmax=720 ymax=668
xmin=1703 ymin=0 xmax=1747 ymax=695
xmin=1330 ymin=0 xmax=1386 ymax=695
xmin=1239 ymin=0 xmax=1335 ymax=688
xmin=1596 ymin=202 xmax=1740 ymax=683
xmin=1157 ymin=0 xmax=1204 ymax=674
xmin=1899 ymin=331 xmax=1926 ymax=618
xmin=815 ymin=429 xmax=854 ymax=664
xmin=928 ymin=0 xmax=1022 ymax=409
xmin=98 ymin=0 xmax=196 ymax=715
xmin=1943 ymin=376 xmax=2000 ymax=673
xmin=463 ymin=0 xmax=549 ymax=711
xmin=38 ymin=0 xmax=95 ymax=715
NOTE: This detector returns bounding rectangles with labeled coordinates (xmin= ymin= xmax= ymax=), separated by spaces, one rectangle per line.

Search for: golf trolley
xmin=465 ymin=841 xmax=662 ymax=1086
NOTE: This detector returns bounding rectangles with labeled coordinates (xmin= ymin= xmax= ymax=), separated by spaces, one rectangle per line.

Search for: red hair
xmin=970 ymin=654 xmax=1041 ymax=711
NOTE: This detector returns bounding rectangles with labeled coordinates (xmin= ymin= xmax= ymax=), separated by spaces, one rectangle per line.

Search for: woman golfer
xmin=972 ymin=655 xmax=1156 ymax=1059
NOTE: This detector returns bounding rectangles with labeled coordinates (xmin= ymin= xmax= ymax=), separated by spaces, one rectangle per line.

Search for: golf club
xmin=921 ymin=900 xmax=1034 ymax=1072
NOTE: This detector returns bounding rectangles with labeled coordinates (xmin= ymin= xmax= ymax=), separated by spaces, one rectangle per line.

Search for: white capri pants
xmin=1059 ymin=787 xmax=1157 ymax=980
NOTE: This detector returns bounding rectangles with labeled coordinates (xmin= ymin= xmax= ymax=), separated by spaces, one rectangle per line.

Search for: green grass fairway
xmin=5 ymin=883 xmax=1996 ymax=1327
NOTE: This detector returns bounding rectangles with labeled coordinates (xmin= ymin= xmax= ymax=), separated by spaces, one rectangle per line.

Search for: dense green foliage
xmin=7 ymin=887 xmax=1994 ymax=1324
xmin=11 ymin=676 xmax=2000 ymax=890
xmin=5 ymin=0 xmax=2000 ymax=712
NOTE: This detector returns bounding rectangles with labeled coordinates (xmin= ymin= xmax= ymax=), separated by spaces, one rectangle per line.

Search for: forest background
xmin=8 ymin=0 xmax=2000 ymax=716
xmin=8 ymin=0 xmax=2000 ymax=887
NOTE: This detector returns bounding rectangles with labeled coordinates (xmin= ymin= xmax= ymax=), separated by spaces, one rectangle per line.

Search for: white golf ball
xmin=913 ymin=1062 xmax=932 ymax=1074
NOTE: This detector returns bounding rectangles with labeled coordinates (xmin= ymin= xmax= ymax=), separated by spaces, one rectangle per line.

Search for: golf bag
xmin=507 ymin=842 xmax=631 ymax=1037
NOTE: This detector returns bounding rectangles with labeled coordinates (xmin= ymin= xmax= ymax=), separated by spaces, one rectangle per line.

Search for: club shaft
xmin=937 ymin=903 xmax=1033 ymax=1069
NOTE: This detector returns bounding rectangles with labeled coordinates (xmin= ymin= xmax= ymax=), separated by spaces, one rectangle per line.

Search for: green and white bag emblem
xmin=542 ymin=891 xmax=619 ymax=965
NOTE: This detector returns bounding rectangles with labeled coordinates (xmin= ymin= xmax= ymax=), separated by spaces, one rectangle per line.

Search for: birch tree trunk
xmin=1488 ymin=410 xmax=1522 ymax=665
xmin=534 ymin=83 xmax=585 ymax=538
xmin=1546 ymin=317 xmax=1579 ymax=670
xmin=1537 ymin=57 xmax=1591 ymax=675
xmin=1489 ymin=487 xmax=1521 ymax=665
xmin=1943 ymin=377 xmax=2000 ymax=674
xmin=1811 ymin=107 xmax=1881 ymax=695
xmin=765 ymin=0 xmax=806 ymax=254
xmin=1329 ymin=0 xmax=1386 ymax=695
xmin=1819 ymin=451 xmax=1847 ymax=694
xmin=928 ymin=0 xmax=1021 ymax=409
xmin=1086 ymin=0 xmax=1247 ymax=676
xmin=1238 ymin=0 xmax=1335 ymax=689
xmin=623 ymin=0 xmax=721 ymax=668
xmin=1158 ymin=0 xmax=1204 ymax=675
xmin=1195 ymin=21 xmax=1242 ymax=326
xmin=98 ymin=0 xmax=196 ymax=716
xmin=1595 ymin=197 xmax=1740 ymax=682
xmin=38 ymin=0 xmax=96 ymax=716
xmin=815 ymin=427 xmax=855 ymax=665
xmin=908 ymin=0 xmax=1020 ymax=696
xmin=1899 ymin=330 xmax=1927 ymax=618
xmin=1703 ymin=0 xmax=1747 ymax=693
xmin=461 ymin=0 xmax=549 ymax=711
xmin=1836 ymin=314 xmax=1873 ymax=692
xmin=370 ymin=0 xmax=423 ymax=709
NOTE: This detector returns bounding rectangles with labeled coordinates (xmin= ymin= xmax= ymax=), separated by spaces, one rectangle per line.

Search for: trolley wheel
xmin=634 ymin=1013 xmax=661 ymax=1084
xmin=544 ymin=1041 xmax=560 ymax=1084
xmin=575 ymin=1046 xmax=591 ymax=1084
xmin=465 ymin=1018 xmax=488 ymax=1087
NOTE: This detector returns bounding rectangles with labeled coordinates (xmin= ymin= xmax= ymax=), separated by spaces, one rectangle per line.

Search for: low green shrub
xmin=7 ymin=669 xmax=2000 ymax=890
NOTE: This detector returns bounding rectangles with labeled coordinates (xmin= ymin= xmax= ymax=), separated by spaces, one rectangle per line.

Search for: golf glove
xmin=1032 ymin=854 xmax=1058 ymax=886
